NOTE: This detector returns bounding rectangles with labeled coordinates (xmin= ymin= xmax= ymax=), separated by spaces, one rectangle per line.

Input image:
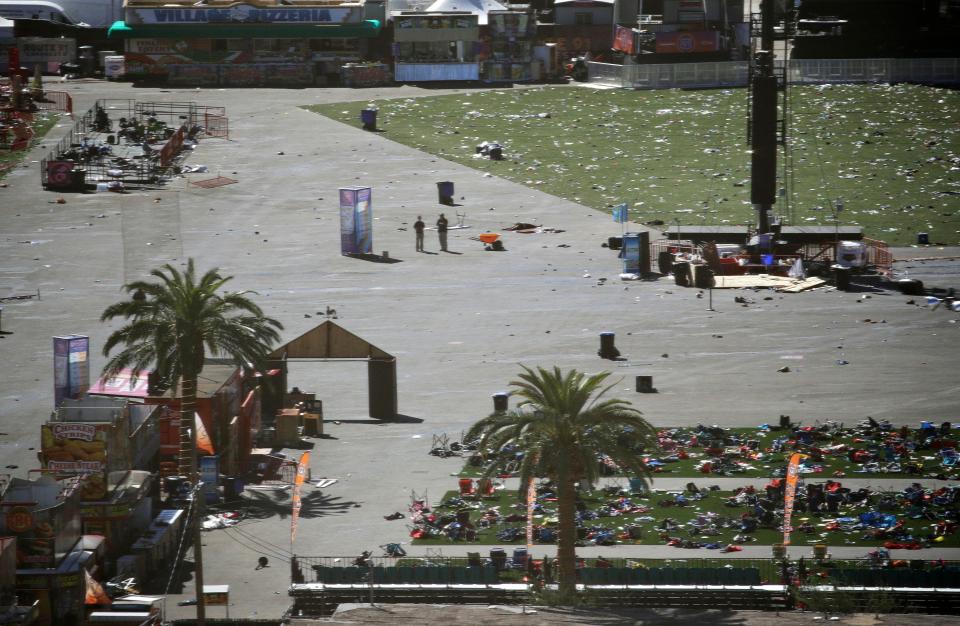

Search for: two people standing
xmin=413 ymin=213 xmax=450 ymax=252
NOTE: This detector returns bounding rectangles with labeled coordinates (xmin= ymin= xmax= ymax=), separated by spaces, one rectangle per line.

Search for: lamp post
xmin=834 ymin=197 xmax=843 ymax=264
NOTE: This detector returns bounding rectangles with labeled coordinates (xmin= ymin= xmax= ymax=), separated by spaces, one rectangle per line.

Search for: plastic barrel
xmin=598 ymin=332 xmax=619 ymax=359
xmin=833 ymin=265 xmax=851 ymax=291
xmin=673 ymin=262 xmax=691 ymax=287
xmin=492 ymin=393 xmax=508 ymax=414
xmin=437 ymin=181 xmax=454 ymax=205
xmin=635 ymin=375 xmax=654 ymax=393
xmin=360 ymin=108 xmax=378 ymax=131
xmin=368 ymin=358 xmax=397 ymax=419
xmin=658 ymin=251 xmax=675 ymax=275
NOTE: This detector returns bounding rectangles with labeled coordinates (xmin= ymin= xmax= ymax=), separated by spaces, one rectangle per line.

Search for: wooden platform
xmin=711 ymin=275 xmax=826 ymax=291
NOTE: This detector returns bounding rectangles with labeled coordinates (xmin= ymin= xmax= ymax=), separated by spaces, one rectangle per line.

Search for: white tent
xmin=424 ymin=0 xmax=508 ymax=24
xmin=0 ymin=16 xmax=14 ymax=38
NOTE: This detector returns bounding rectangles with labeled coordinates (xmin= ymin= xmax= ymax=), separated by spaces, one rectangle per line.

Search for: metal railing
xmin=294 ymin=555 xmax=782 ymax=585
xmin=589 ymin=58 xmax=960 ymax=90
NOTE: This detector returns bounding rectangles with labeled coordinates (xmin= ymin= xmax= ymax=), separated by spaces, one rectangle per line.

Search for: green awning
xmin=107 ymin=19 xmax=380 ymax=39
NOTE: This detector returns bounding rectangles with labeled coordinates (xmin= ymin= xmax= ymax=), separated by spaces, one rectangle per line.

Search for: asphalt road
xmin=1 ymin=80 xmax=958 ymax=621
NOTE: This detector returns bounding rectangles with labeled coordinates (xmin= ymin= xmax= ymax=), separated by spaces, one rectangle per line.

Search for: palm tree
xmin=466 ymin=366 xmax=656 ymax=600
xmin=100 ymin=259 xmax=282 ymax=624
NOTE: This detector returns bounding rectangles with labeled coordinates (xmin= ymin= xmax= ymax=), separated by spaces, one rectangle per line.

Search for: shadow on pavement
xmin=240 ymin=489 xmax=356 ymax=521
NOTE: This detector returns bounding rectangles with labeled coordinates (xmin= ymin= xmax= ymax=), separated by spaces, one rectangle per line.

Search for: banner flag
xmin=612 ymin=203 xmax=628 ymax=223
xmin=526 ymin=479 xmax=536 ymax=549
xmin=782 ymin=453 xmax=805 ymax=546
xmin=291 ymin=451 xmax=310 ymax=544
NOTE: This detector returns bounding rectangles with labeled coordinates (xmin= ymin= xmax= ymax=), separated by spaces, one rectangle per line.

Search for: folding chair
xmin=459 ymin=478 xmax=476 ymax=496
xmin=478 ymin=477 xmax=496 ymax=497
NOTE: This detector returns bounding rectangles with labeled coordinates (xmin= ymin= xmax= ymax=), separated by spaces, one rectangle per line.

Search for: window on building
xmin=574 ymin=12 xmax=593 ymax=25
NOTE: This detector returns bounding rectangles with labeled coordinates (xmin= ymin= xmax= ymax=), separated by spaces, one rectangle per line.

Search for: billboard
xmin=655 ymin=31 xmax=721 ymax=54
xmin=612 ymin=26 xmax=636 ymax=55
xmin=41 ymin=423 xmax=108 ymax=500
xmin=53 ymin=335 xmax=89 ymax=407
xmin=339 ymin=186 xmax=373 ymax=255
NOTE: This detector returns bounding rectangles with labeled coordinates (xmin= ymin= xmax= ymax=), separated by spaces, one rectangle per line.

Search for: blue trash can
xmin=437 ymin=181 xmax=454 ymax=205
xmin=360 ymin=108 xmax=377 ymax=131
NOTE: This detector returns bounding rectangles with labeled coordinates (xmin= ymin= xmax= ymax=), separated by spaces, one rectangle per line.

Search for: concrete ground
xmin=1 ymin=80 xmax=958 ymax=622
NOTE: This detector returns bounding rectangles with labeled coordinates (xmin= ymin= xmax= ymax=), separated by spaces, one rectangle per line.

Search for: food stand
xmin=392 ymin=12 xmax=481 ymax=81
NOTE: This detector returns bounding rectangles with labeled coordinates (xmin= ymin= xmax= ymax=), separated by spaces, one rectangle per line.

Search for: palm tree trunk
xmin=179 ymin=376 xmax=206 ymax=626
xmin=556 ymin=467 xmax=578 ymax=600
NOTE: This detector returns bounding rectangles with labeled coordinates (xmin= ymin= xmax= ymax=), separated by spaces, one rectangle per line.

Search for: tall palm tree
xmin=466 ymin=366 xmax=656 ymax=600
xmin=100 ymin=259 xmax=282 ymax=624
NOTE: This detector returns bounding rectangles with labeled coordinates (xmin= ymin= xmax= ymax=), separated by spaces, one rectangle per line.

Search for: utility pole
xmin=180 ymin=379 xmax=206 ymax=626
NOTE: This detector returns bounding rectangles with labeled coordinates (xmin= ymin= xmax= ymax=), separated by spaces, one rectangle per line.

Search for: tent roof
xmin=423 ymin=0 xmax=507 ymax=23
xmin=269 ymin=320 xmax=392 ymax=360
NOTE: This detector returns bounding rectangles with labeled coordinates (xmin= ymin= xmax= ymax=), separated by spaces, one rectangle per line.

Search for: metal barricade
xmin=591 ymin=58 xmax=960 ymax=91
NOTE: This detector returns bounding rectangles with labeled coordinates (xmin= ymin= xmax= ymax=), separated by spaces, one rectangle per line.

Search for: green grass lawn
xmin=458 ymin=425 xmax=960 ymax=481
xmin=305 ymin=83 xmax=960 ymax=247
xmin=412 ymin=487 xmax=960 ymax=549
xmin=0 ymin=111 xmax=60 ymax=179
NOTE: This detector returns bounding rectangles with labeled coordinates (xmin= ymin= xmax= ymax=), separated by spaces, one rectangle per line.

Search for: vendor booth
xmin=0 ymin=475 xmax=89 ymax=625
xmin=107 ymin=0 xmax=384 ymax=85
xmin=391 ymin=11 xmax=481 ymax=81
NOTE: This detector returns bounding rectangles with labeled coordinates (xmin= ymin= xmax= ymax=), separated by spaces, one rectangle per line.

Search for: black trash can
xmin=598 ymin=332 xmax=620 ymax=359
xmin=635 ymin=375 xmax=655 ymax=393
xmin=898 ymin=279 xmax=924 ymax=295
xmin=70 ymin=169 xmax=87 ymax=191
xmin=658 ymin=251 xmax=675 ymax=275
xmin=607 ymin=236 xmax=623 ymax=250
xmin=492 ymin=392 xmax=508 ymax=414
xmin=437 ymin=181 xmax=454 ymax=205
xmin=832 ymin=265 xmax=851 ymax=291
xmin=918 ymin=232 xmax=929 ymax=245
xmin=360 ymin=108 xmax=378 ymax=131
xmin=673 ymin=262 xmax=691 ymax=287
xmin=490 ymin=548 xmax=507 ymax=569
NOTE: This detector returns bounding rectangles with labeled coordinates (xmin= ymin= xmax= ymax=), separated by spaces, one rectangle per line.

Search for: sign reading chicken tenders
xmin=41 ymin=423 xmax=108 ymax=500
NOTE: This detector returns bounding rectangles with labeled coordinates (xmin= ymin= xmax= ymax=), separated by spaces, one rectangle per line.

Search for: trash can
xmin=898 ymin=279 xmax=924 ymax=295
xmin=492 ymin=392 xmax=508 ymax=414
xmin=658 ymin=251 xmax=675 ymax=275
xmin=70 ymin=168 xmax=87 ymax=191
xmin=672 ymin=262 xmax=691 ymax=287
xmin=437 ymin=181 xmax=454 ymax=205
xmin=813 ymin=544 xmax=828 ymax=560
xmin=607 ymin=236 xmax=622 ymax=250
xmin=598 ymin=332 xmax=619 ymax=359
xmin=772 ymin=543 xmax=786 ymax=559
xmin=490 ymin=548 xmax=507 ymax=569
xmin=360 ymin=108 xmax=378 ymax=131
xmin=918 ymin=232 xmax=929 ymax=245
xmin=832 ymin=265 xmax=851 ymax=291
xmin=635 ymin=375 xmax=655 ymax=393
xmin=78 ymin=46 xmax=97 ymax=77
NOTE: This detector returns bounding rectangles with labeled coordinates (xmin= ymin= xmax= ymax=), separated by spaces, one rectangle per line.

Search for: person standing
xmin=414 ymin=215 xmax=425 ymax=252
xmin=436 ymin=213 xmax=449 ymax=252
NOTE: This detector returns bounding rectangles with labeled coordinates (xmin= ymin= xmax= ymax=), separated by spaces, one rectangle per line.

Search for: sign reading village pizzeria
xmin=126 ymin=3 xmax=358 ymax=24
